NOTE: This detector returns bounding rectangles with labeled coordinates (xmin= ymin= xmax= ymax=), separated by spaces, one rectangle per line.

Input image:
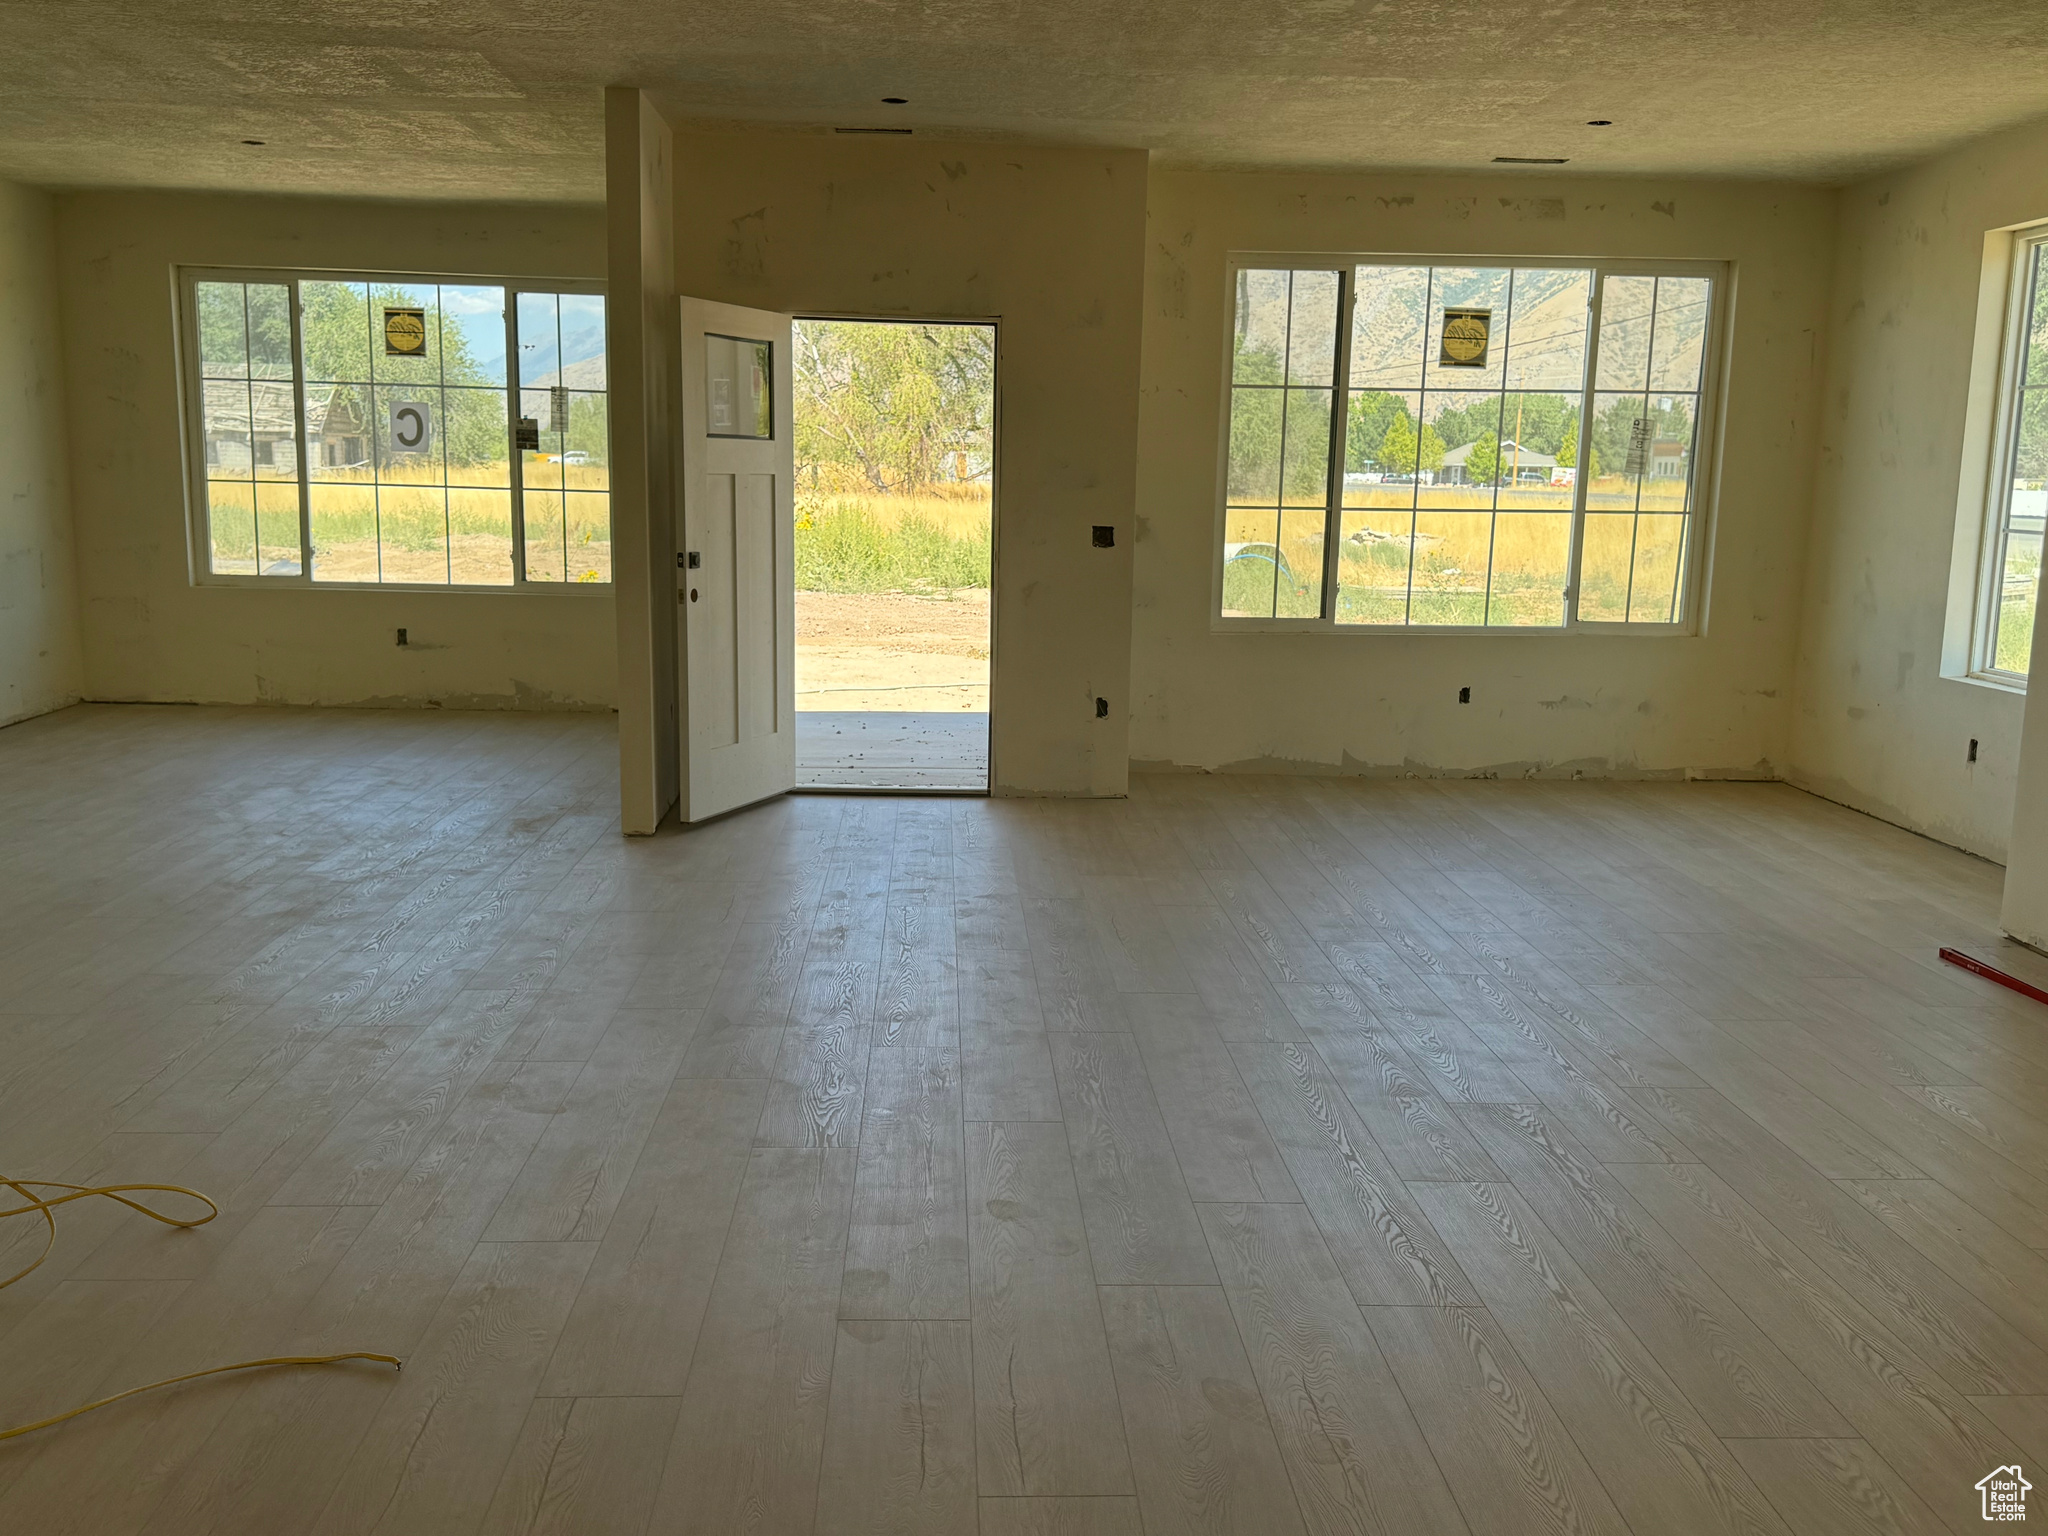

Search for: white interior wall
xmin=1789 ymin=115 xmax=2048 ymax=862
xmin=667 ymin=130 xmax=1147 ymax=797
xmin=28 ymin=110 xmax=2048 ymax=872
xmin=0 ymin=177 xmax=82 ymax=726
xmin=607 ymin=90 xmax=682 ymax=833
xmin=1131 ymin=169 xmax=1837 ymax=778
xmin=53 ymin=190 xmax=616 ymax=713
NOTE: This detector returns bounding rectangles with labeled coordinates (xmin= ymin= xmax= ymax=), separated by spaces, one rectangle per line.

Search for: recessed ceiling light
xmin=1494 ymin=156 xmax=1568 ymax=164
xmin=881 ymin=97 xmax=908 ymax=104
xmin=1586 ymin=119 xmax=1613 ymax=127
xmin=241 ymin=138 xmax=265 ymax=146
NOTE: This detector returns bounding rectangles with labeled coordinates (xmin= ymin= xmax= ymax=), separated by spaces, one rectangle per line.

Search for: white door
xmin=676 ymin=298 xmax=796 ymax=822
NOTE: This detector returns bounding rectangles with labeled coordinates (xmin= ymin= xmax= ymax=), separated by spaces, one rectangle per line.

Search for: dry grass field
xmin=207 ymin=459 xmax=612 ymax=584
xmin=1227 ymin=475 xmax=1691 ymax=624
xmin=795 ymin=486 xmax=992 ymax=711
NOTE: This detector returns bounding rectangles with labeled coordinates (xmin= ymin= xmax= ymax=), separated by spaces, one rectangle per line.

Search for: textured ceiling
xmin=5 ymin=0 xmax=2048 ymax=200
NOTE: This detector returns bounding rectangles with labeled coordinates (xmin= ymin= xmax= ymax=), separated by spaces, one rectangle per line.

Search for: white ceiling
xmin=6 ymin=0 xmax=2048 ymax=200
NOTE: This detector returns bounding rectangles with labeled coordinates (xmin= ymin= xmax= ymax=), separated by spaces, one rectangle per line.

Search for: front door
xmin=677 ymin=298 xmax=796 ymax=822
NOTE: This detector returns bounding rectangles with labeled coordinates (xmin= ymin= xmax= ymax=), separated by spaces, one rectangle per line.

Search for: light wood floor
xmin=5 ymin=704 xmax=2048 ymax=1534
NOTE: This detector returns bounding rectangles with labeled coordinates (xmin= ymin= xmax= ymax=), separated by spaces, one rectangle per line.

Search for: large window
xmin=1218 ymin=257 xmax=1724 ymax=631
xmin=1974 ymin=233 xmax=2048 ymax=679
xmin=180 ymin=269 xmax=609 ymax=588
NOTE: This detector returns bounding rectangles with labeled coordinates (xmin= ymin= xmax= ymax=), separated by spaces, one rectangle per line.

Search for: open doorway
xmin=792 ymin=318 xmax=995 ymax=790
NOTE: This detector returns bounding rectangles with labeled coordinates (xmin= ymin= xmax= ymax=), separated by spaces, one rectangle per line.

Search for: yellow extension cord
xmin=0 ymin=1176 xmax=399 ymax=1442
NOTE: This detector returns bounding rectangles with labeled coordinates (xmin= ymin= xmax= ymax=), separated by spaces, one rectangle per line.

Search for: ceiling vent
xmin=1493 ymin=155 xmax=1568 ymax=164
xmin=835 ymin=126 xmax=913 ymax=135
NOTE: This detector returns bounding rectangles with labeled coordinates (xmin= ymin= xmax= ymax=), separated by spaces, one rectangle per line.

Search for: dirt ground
xmin=795 ymin=589 xmax=991 ymax=712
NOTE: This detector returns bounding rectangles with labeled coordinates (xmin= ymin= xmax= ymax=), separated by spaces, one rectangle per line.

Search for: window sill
xmin=1944 ymin=669 xmax=2028 ymax=697
xmin=193 ymin=578 xmax=614 ymax=596
xmin=1209 ymin=619 xmax=1693 ymax=637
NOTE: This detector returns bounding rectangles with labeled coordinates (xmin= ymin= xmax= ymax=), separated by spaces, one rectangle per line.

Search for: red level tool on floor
xmin=1938 ymin=947 xmax=2048 ymax=1007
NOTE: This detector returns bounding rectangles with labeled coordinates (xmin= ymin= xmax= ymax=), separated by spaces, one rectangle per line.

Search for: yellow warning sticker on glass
xmin=1438 ymin=307 xmax=1492 ymax=368
xmin=383 ymin=307 xmax=428 ymax=358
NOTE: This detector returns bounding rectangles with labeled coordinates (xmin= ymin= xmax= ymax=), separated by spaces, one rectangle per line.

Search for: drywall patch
xmin=1153 ymin=241 xmax=1188 ymax=320
xmin=1786 ymin=766 xmax=2008 ymax=865
xmin=723 ymin=207 xmax=767 ymax=282
xmin=1500 ymin=197 xmax=1566 ymax=221
xmin=337 ymin=681 xmax=607 ymax=712
xmin=1651 ymin=200 xmax=1677 ymax=218
xmin=1188 ymin=749 xmax=1759 ymax=783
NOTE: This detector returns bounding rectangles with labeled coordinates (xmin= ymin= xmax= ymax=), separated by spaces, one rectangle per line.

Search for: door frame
xmin=788 ymin=312 xmax=1002 ymax=796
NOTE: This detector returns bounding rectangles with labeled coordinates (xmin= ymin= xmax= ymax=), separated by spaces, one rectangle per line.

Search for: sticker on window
xmin=1624 ymin=415 xmax=1652 ymax=476
xmin=383 ymin=307 xmax=427 ymax=357
xmin=389 ymin=399 xmax=432 ymax=455
xmin=1439 ymin=307 xmax=1492 ymax=368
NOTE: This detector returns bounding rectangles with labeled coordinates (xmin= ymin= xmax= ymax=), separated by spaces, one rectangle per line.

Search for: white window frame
xmin=1210 ymin=251 xmax=1732 ymax=635
xmin=1966 ymin=226 xmax=2048 ymax=684
xmin=175 ymin=265 xmax=610 ymax=594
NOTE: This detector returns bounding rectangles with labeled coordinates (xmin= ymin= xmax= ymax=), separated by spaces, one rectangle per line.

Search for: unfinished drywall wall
xmin=1133 ymin=169 xmax=1835 ymax=780
xmin=608 ymin=90 xmax=682 ymax=832
xmin=0 ymin=178 xmax=82 ymax=727
xmin=1791 ymin=116 xmax=2048 ymax=862
xmin=54 ymin=190 xmax=616 ymax=713
xmin=669 ymin=130 xmax=1146 ymax=796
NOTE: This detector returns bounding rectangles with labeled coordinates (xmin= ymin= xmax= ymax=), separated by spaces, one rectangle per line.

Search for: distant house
xmin=313 ymin=386 xmax=371 ymax=469
xmin=202 ymin=380 xmax=297 ymax=475
xmin=1440 ymin=438 xmax=1556 ymax=486
xmin=1650 ymin=438 xmax=1689 ymax=478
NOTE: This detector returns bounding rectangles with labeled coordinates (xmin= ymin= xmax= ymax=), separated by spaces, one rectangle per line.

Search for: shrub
xmin=795 ymin=498 xmax=991 ymax=593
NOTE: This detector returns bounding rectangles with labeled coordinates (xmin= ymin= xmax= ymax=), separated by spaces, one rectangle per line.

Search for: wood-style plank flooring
xmin=4 ymin=703 xmax=2048 ymax=1533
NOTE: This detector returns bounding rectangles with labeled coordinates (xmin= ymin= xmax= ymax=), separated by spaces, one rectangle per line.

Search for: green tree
xmin=293 ymin=282 xmax=506 ymax=470
xmin=1498 ymin=393 xmax=1576 ymax=457
xmin=1378 ymin=414 xmax=1419 ymax=477
xmin=1591 ymin=395 xmax=1691 ymax=478
xmin=1464 ymin=431 xmax=1502 ymax=487
xmin=1431 ymin=400 xmax=1499 ymax=453
xmin=1419 ymin=419 xmax=1447 ymax=474
xmin=2016 ymin=329 xmax=2048 ymax=477
xmin=1380 ymin=414 xmax=1446 ymax=477
xmin=1346 ymin=390 xmax=1411 ymax=469
xmin=196 ymin=281 xmax=293 ymax=377
xmin=795 ymin=320 xmax=994 ymax=495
